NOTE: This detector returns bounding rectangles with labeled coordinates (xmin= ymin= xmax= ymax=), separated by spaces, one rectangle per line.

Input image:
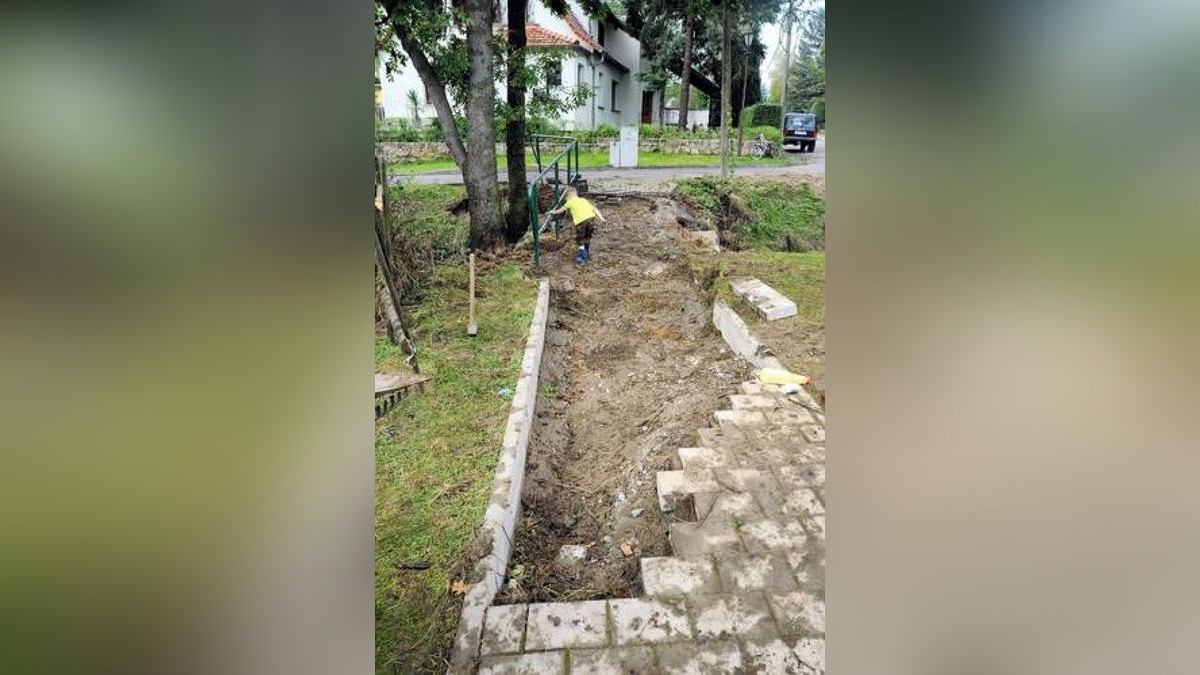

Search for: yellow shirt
xmin=562 ymin=197 xmax=597 ymax=223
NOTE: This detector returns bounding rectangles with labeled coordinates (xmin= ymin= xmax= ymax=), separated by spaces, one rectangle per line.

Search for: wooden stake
xmin=467 ymin=253 xmax=478 ymax=336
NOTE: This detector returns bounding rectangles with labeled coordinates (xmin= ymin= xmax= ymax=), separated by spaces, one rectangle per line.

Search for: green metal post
xmin=529 ymin=188 xmax=539 ymax=267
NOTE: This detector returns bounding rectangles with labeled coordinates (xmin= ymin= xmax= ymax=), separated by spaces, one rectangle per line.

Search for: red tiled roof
xmin=526 ymin=24 xmax=578 ymax=48
xmin=563 ymin=13 xmax=603 ymax=53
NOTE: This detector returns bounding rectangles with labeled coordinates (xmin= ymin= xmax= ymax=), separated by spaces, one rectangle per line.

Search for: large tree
xmin=378 ymin=0 xmax=504 ymax=249
xmin=504 ymin=0 xmax=530 ymax=243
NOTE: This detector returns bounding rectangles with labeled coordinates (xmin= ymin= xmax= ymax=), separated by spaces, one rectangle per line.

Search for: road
xmin=394 ymin=137 xmax=825 ymax=187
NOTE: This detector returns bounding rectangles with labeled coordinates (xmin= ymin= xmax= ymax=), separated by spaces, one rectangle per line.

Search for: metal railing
xmin=527 ymin=134 xmax=581 ymax=266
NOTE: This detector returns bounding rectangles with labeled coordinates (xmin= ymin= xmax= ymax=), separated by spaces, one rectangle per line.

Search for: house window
xmin=547 ymin=62 xmax=562 ymax=88
xmin=598 ymin=23 xmax=606 ymax=47
xmin=610 ymin=81 xmax=620 ymax=112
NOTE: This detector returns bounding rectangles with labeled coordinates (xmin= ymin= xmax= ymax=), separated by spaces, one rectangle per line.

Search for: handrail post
xmin=529 ymin=186 xmax=539 ymax=267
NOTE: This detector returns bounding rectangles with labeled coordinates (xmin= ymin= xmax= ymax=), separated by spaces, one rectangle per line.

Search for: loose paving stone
xmin=568 ymin=646 xmax=656 ymax=675
xmin=669 ymin=521 xmax=744 ymax=557
xmin=800 ymin=425 xmax=825 ymax=443
xmin=794 ymin=638 xmax=826 ymax=672
xmin=657 ymin=469 xmax=721 ymax=513
xmin=730 ymin=394 xmax=779 ymax=410
xmin=768 ymin=591 xmax=825 ymax=636
xmin=698 ymin=492 xmax=765 ymax=524
xmin=804 ymin=515 xmax=825 ymax=542
xmin=689 ymin=592 xmax=779 ymax=641
xmin=609 ymin=598 xmax=693 ymax=645
xmin=778 ymin=464 xmax=824 ymax=489
xmin=783 ymin=489 xmax=824 ymax=517
xmin=480 ymin=604 xmax=528 ymax=655
xmin=717 ymin=554 xmax=799 ymax=592
xmin=524 ymin=600 xmax=609 ymax=651
xmin=640 ymin=556 xmax=722 ymax=597
xmin=478 ymin=650 xmax=566 ymax=674
xmin=655 ymin=640 xmax=744 ymax=674
xmin=766 ymin=407 xmax=816 ymax=427
xmin=677 ymin=446 xmax=728 ymax=471
xmin=730 ymin=277 xmax=798 ymax=321
xmin=715 ymin=409 xmax=767 ymax=428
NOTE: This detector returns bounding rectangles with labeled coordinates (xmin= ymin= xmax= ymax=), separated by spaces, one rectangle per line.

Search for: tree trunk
xmin=678 ymin=7 xmax=694 ymax=131
xmin=720 ymin=1 xmax=732 ymax=177
xmin=465 ymin=0 xmax=504 ymax=250
xmin=505 ymin=0 xmax=531 ymax=243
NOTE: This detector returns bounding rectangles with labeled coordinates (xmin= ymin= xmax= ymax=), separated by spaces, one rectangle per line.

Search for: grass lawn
xmin=389 ymin=150 xmax=789 ymax=175
xmin=375 ymin=261 xmax=538 ymax=673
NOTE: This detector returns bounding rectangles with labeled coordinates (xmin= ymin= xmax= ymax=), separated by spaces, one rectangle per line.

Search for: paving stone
xmin=716 ymin=554 xmax=799 ymax=592
xmin=766 ymin=407 xmax=816 ymax=427
xmin=689 ymin=592 xmax=779 ymax=641
xmin=744 ymin=638 xmax=807 ymax=674
xmin=783 ymin=489 xmax=824 ymax=517
xmin=730 ymin=277 xmax=798 ymax=321
xmin=656 ymin=469 xmax=720 ymax=513
xmin=729 ymin=394 xmax=779 ymax=410
xmin=738 ymin=518 xmax=808 ymax=554
xmin=480 ymin=603 xmax=527 ymax=655
xmin=794 ymin=638 xmax=826 ymax=672
xmin=696 ymin=492 xmax=764 ymax=524
xmin=778 ymin=464 xmax=824 ymax=489
xmin=800 ymin=425 xmax=825 ymax=443
xmin=677 ymin=446 xmax=728 ymax=471
xmin=641 ymin=556 xmax=722 ymax=596
xmin=609 ymin=598 xmax=693 ymax=645
xmin=697 ymin=426 xmax=749 ymax=449
xmin=804 ymin=514 xmax=825 ymax=542
xmin=524 ymin=600 xmax=609 ymax=651
xmin=655 ymin=640 xmax=744 ymax=674
xmin=714 ymin=467 xmax=780 ymax=494
xmin=478 ymin=650 xmax=566 ymax=674
xmin=768 ymin=592 xmax=825 ymax=635
xmin=568 ymin=646 xmax=656 ymax=674
xmin=669 ymin=521 xmax=743 ymax=557
xmin=715 ymin=409 xmax=767 ymax=428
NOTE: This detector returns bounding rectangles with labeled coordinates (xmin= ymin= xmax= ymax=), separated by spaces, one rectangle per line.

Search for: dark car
xmin=783 ymin=112 xmax=818 ymax=153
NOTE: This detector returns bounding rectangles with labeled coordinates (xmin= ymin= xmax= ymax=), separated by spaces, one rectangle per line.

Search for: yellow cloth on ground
xmin=563 ymin=197 xmax=597 ymax=223
xmin=757 ymin=368 xmax=811 ymax=385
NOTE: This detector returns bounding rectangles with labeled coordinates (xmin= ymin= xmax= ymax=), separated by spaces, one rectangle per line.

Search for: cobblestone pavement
xmin=473 ymin=381 xmax=825 ymax=674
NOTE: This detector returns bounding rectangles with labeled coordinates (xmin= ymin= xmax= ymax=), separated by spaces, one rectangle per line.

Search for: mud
xmin=498 ymin=197 xmax=748 ymax=604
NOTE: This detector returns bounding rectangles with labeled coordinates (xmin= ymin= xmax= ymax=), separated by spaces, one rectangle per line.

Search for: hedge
xmin=741 ymin=103 xmax=783 ymax=128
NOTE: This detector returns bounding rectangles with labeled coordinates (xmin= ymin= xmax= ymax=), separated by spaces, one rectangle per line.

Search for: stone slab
xmin=568 ymin=646 xmax=656 ymax=674
xmin=524 ymin=600 xmax=609 ymax=651
xmin=716 ymin=554 xmax=800 ymax=592
xmin=609 ymin=598 xmax=693 ymax=645
xmin=768 ymin=591 xmax=826 ymax=636
xmin=655 ymin=640 xmax=744 ymax=674
xmin=477 ymin=650 xmax=565 ymax=674
xmin=688 ymin=592 xmax=779 ymax=641
xmin=730 ymin=277 xmax=798 ymax=321
xmin=480 ymin=604 xmax=527 ymax=655
xmin=640 ymin=556 xmax=722 ymax=597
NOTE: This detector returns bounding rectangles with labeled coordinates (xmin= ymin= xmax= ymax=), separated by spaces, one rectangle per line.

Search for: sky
xmin=759 ymin=0 xmax=825 ymax=93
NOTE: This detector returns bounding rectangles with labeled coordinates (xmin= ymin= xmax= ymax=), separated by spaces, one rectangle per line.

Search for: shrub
xmin=594 ymin=123 xmax=620 ymax=137
xmin=741 ymin=103 xmax=783 ymax=128
xmin=746 ymin=126 xmax=783 ymax=143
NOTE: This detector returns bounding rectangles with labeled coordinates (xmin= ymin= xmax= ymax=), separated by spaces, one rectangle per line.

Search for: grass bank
xmin=376 ymin=179 xmax=539 ymax=671
xmin=678 ymin=176 xmax=825 ymax=251
xmin=389 ymin=150 xmax=790 ymax=175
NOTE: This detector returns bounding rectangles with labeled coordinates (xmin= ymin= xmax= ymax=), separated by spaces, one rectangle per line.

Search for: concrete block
xmin=800 ymin=425 xmax=826 ymax=443
xmin=669 ymin=521 xmax=743 ymax=557
xmin=714 ymin=409 xmax=766 ymax=428
xmin=478 ymin=650 xmax=565 ymax=674
xmin=609 ymin=598 xmax=693 ymax=645
xmin=766 ymin=407 xmax=816 ymax=427
xmin=729 ymin=393 xmax=778 ymax=410
xmin=701 ymin=492 xmax=764 ymax=523
xmin=688 ymin=592 xmax=779 ymax=641
xmin=805 ymin=514 xmax=825 ymax=541
xmin=768 ymin=591 xmax=825 ymax=635
xmin=716 ymin=554 xmax=799 ymax=592
xmin=480 ymin=604 xmax=527 ymax=655
xmin=738 ymin=518 xmax=808 ymax=554
xmin=794 ymin=637 xmax=826 ymax=672
xmin=778 ymin=463 xmax=825 ymax=489
xmin=744 ymin=639 xmax=808 ymax=674
xmin=677 ymin=446 xmax=727 ymax=471
xmin=730 ymin=277 xmax=798 ymax=321
xmin=524 ymin=600 xmax=609 ymax=651
xmin=655 ymin=640 xmax=744 ymax=674
xmin=568 ymin=646 xmax=656 ymax=675
xmin=656 ymin=469 xmax=719 ymax=513
xmin=640 ymin=556 xmax=722 ymax=596
xmin=783 ymin=488 xmax=825 ymax=517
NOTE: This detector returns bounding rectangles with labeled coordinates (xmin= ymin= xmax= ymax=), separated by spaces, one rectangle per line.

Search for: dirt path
xmin=500 ymin=197 xmax=748 ymax=604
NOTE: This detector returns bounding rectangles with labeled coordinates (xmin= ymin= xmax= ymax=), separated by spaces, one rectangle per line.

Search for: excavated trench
xmin=497 ymin=196 xmax=748 ymax=604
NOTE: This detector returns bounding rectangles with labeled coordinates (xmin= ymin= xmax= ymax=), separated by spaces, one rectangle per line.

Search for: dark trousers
xmin=575 ymin=217 xmax=595 ymax=249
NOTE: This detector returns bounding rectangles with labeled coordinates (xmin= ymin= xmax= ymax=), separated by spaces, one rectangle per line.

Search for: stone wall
xmin=378 ymin=138 xmax=734 ymax=163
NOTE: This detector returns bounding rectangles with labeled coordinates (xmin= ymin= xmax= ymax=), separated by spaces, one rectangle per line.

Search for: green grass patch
xmin=375 ymin=262 xmax=538 ymax=673
xmin=704 ymin=250 xmax=825 ymax=325
xmin=678 ymin=177 xmax=825 ymax=252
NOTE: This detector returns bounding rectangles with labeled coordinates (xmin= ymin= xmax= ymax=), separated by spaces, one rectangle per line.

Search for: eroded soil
xmin=498 ymin=197 xmax=748 ymax=604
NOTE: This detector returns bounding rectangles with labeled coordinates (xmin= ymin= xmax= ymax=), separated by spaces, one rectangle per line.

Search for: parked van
xmin=783 ymin=112 xmax=818 ymax=153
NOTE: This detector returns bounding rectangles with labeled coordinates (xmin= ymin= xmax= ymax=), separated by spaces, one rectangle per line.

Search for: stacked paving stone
xmin=475 ymin=381 xmax=825 ymax=674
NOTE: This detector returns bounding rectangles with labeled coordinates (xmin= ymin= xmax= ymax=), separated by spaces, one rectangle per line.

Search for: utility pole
xmin=720 ymin=0 xmax=732 ymax=177
xmin=737 ymin=30 xmax=751 ymax=156
xmin=779 ymin=0 xmax=795 ymax=127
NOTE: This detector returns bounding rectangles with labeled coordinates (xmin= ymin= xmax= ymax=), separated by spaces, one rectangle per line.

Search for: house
xmin=378 ymin=0 xmax=662 ymax=130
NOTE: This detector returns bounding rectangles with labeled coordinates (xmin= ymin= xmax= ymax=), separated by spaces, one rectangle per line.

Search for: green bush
xmin=741 ymin=103 xmax=783 ymax=129
xmin=594 ymin=123 xmax=620 ymax=138
xmin=746 ymin=126 xmax=783 ymax=143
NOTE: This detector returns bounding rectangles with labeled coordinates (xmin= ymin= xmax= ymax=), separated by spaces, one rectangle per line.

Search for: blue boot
xmin=574 ymin=248 xmax=586 ymax=265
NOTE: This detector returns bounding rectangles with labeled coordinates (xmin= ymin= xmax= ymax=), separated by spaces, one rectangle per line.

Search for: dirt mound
xmin=500 ymin=197 xmax=748 ymax=604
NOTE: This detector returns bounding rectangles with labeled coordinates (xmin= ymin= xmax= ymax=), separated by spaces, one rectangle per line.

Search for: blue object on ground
xmin=498 ymin=387 xmax=513 ymax=398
